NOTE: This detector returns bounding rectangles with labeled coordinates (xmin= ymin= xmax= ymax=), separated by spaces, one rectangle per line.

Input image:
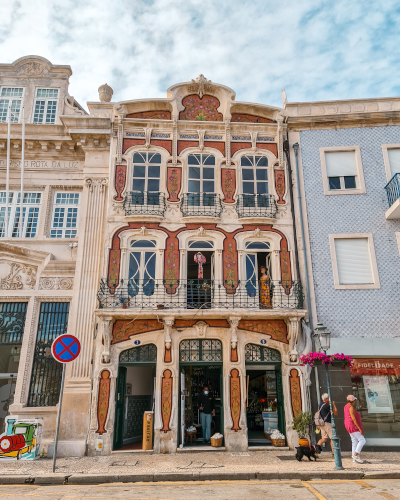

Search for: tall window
xmin=50 ymin=192 xmax=79 ymax=238
xmin=325 ymin=151 xmax=357 ymax=190
xmin=33 ymin=88 xmax=59 ymax=124
xmin=188 ymin=154 xmax=215 ymax=193
xmin=27 ymin=302 xmax=69 ymax=407
xmin=241 ymin=155 xmax=269 ymax=195
xmin=128 ymin=240 xmax=156 ymax=296
xmin=131 ymin=152 xmax=161 ymax=206
xmin=0 ymin=87 xmax=23 ymax=123
xmin=0 ymin=191 xmax=41 ymax=238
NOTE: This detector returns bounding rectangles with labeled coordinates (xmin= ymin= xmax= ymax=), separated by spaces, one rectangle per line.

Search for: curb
xmin=1 ymin=470 xmax=400 ymax=485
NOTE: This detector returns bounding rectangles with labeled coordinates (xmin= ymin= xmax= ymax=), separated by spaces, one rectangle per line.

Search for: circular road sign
xmin=51 ymin=334 xmax=81 ymax=363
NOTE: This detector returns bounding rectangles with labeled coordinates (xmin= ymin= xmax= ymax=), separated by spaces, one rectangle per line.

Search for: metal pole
xmin=52 ymin=363 xmax=66 ymax=473
xmin=325 ymin=363 xmax=343 ymax=470
xmin=20 ymin=106 xmax=25 ymax=238
xmin=5 ymin=105 xmax=11 ymax=237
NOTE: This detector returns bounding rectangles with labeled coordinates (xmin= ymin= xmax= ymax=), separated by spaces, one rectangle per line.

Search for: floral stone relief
xmin=0 ymin=260 xmax=37 ymax=290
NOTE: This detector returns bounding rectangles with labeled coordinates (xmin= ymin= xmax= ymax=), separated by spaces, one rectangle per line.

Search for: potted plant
xmin=292 ymin=411 xmax=312 ymax=446
xmin=299 ymin=352 xmax=353 ymax=370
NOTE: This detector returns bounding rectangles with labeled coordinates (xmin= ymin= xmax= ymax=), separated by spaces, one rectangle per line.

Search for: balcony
xmin=97 ymin=278 xmax=304 ymax=310
xmin=181 ymin=193 xmax=222 ymax=218
xmin=123 ymin=192 xmax=166 ymax=217
xmin=236 ymin=194 xmax=277 ymax=219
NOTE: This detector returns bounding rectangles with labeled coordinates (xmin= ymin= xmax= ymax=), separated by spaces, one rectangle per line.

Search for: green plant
xmin=292 ymin=411 xmax=312 ymax=439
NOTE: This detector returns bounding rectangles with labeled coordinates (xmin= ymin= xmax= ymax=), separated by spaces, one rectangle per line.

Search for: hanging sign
xmin=51 ymin=334 xmax=81 ymax=363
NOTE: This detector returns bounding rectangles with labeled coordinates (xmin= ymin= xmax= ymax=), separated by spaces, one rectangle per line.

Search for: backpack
xmin=314 ymin=403 xmax=329 ymax=427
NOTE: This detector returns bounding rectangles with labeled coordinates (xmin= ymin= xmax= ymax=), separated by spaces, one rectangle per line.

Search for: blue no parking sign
xmin=51 ymin=334 xmax=81 ymax=363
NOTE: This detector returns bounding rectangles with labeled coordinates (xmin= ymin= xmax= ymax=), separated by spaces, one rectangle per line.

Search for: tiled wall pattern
xmin=300 ymin=127 xmax=400 ymax=338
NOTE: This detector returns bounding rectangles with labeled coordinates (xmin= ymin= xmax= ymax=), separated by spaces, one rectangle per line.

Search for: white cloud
xmin=1 ymin=0 xmax=400 ymax=108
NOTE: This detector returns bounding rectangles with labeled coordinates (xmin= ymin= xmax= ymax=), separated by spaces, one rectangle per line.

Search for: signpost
xmin=51 ymin=334 xmax=81 ymax=473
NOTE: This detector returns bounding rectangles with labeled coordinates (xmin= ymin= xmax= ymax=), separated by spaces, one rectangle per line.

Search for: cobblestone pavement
xmin=0 ymin=450 xmax=399 ymax=475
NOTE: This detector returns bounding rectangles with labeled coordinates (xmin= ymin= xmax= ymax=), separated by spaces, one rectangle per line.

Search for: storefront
xmin=351 ymin=358 xmax=400 ymax=446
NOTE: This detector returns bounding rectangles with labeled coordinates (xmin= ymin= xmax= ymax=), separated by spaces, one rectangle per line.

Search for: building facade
xmin=1 ymin=57 xmax=311 ymax=456
xmin=287 ymin=98 xmax=400 ymax=447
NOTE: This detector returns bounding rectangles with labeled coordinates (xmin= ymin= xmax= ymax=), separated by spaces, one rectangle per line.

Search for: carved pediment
xmin=0 ymin=260 xmax=37 ymax=290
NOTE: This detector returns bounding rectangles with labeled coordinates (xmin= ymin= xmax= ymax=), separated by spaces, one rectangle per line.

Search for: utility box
xmin=0 ymin=416 xmax=43 ymax=460
xmin=142 ymin=411 xmax=153 ymax=450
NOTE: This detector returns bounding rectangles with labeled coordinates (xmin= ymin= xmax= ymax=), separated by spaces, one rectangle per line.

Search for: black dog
xmin=295 ymin=444 xmax=322 ymax=461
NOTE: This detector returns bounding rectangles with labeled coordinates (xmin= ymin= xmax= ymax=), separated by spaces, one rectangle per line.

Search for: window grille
xmin=119 ymin=344 xmax=157 ymax=363
xmin=245 ymin=343 xmax=281 ymax=362
xmin=27 ymin=302 xmax=69 ymax=407
xmin=179 ymin=339 xmax=222 ymax=363
xmin=0 ymin=302 xmax=27 ymax=345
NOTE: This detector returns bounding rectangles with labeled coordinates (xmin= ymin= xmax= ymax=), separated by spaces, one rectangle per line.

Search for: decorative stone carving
xmin=197 ymin=226 xmax=206 ymax=236
xmin=0 ymin=261 xmax=37 ymax=290
xmin=167 ymin=166 xmax=181 ymax=202
xmin=194 ymin=321 xmax=208 ymax=337
xmin=188 ymin=74 xmax=213 ymax=98
xmin=114 ymin=165 xmax=127 ymax=201
xmin=112 ymin=203 xmax=125 ymax=215
xmin=221 ymin=169 xmax=236 ymax=203
xmin=228 ymin=317 xmax=240 ymax=350
xmin=98 ymin=83 xmax=113 ymax=103
xmin=274 ymin=170 xmax=286 ymax=204
xmin=288 ymin=318 xmax=300 ymax=352
xmin=17 ymin=62 xmax=46 ymax=76
xmin=38 ymin=277 xmax=73 ymax=290
xmin=163 ymin=317 xmax=174 ymax=362
xmin=161 ymin=369 xmax=173 ymax=432
xmin=112 ymin=319 xmax=163 ymax=344
xmin=96 ymin=370 xmax=111 ymax=434
xmin=85 ymin=178 xmax=108 ymax=193
xmin=101 ymin=318 xmax=113 ymax=364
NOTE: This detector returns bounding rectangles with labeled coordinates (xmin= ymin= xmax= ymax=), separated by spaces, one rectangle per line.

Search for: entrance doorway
xmin=245 ymin=343 xmax=285 ymax=446
xmin=113 ymin=344 xmax=157 ymax=451
xmin=179 ymin=339 xmax=223 ymax=447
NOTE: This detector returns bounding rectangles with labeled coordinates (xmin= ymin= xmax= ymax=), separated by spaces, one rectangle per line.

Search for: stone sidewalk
xmin=1 ymin=450 xmax=400 ymax=484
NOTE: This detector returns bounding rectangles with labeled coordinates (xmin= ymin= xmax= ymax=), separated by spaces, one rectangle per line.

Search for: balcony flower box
xmin=299 ymin=352 xmax=353 ymax=370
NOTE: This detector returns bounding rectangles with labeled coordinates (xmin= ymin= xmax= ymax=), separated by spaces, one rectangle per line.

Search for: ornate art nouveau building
xmin=1 ymin=56 xmax=310 ymax=456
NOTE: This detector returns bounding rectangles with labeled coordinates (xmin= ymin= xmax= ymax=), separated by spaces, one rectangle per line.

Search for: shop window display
xmin=351 ymin=359 xmax=400 ymax=443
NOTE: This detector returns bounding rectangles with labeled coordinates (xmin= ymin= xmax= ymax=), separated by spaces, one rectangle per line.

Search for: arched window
xmin=245 ymin=240 xmax=272 ymax=306
xmin=245 ymin=343 xmax=281 ymax=362
xmin=128 ymin=239 xmax=156 ymax=296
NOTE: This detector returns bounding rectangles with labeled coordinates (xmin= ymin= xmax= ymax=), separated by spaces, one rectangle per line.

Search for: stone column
xmin=54 ymin=177 xmax=108 ymax=457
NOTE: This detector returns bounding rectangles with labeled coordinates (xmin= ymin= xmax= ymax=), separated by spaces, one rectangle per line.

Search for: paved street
xmin=0 ymin=479 xmax=399 ymax=500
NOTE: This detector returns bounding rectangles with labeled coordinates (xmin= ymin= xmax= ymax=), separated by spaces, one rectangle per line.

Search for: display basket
xmin=210 ymin=437 xmax=223 ymax=447
xmin=186 ymin=430 xmax=197 ymax=436
xmin=264 ymin=432 xmax=272 ymax=440
xmin=271 ymin=438 xmax=286 ymax=447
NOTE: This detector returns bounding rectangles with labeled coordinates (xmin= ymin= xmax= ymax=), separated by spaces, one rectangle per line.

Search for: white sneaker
xmin=353 ymin=456 xmax=364 ymax=463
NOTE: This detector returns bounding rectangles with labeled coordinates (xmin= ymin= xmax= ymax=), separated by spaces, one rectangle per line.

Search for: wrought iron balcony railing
xmin=181 ymin=193 xmax=222 ymax=218
xmin=97 ymin=278 xmax=304 ymax=310
xmin=385 ymin=173 xmax=400 ymax=207
xmin=123 ymin=191 xmax=166 ymax=216
xmin=236 ymin=194 xmax=277 ymax=219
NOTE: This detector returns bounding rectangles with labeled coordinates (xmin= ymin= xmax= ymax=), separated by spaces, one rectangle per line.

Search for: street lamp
xmin=313 ymin=323 xmax=343 ymax=470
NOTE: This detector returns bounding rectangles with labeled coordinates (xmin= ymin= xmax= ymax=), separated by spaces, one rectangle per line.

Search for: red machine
xmin=0 ymin=434 xmax=26 ymax=453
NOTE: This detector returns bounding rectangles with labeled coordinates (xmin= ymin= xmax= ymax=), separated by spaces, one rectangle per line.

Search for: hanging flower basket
xmin=299 ymin=352 xmax=353 ymax=370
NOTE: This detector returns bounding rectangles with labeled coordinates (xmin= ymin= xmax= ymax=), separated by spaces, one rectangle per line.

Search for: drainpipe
xmin=292 ymin=142 xmax=321 ymax=405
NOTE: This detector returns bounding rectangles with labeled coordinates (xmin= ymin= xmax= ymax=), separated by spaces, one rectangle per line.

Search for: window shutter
xmin=388 ymin=149 xmax=400 ymax=177
xmin=325 ymin=151 xmax=357 ymax=177
xmin=334 ymin=238 xmax=373 ymax=284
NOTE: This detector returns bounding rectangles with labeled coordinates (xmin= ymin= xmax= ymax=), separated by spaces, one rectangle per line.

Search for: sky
xmin=1 ymin=0 xmax=400 ymax=109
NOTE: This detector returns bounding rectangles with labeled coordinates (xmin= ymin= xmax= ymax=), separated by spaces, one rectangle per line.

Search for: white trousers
xmin=350 ymin=431 xmax=366 ymax=455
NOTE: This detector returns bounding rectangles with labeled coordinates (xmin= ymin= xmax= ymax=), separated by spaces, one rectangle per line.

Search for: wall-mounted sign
xmin=363 ymin=375 xmax=393 ymax=414
xmin=0 ymin=159 xmax=81 ymax=170
xmin=260 ymin=339 xmax=267 ymax=345
xmin=134 ymin=340 xmax=141 ymax=345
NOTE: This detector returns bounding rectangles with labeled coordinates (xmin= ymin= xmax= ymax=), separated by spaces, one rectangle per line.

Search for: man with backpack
xmin=315 ymin=393 xmax=338 ymax=456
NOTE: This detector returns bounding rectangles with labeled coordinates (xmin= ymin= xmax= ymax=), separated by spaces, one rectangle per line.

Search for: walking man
xmin=344 ymin=395 xmax=366 ymax=463
xmin=317 ymin=393 xmax=338 ymax=456
xmin=198 ymin=385 xmax=215 ymax=444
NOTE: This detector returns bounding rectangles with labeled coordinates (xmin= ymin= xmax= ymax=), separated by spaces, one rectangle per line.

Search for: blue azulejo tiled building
xmin=287 ymin=99 xmax=400 ymax=448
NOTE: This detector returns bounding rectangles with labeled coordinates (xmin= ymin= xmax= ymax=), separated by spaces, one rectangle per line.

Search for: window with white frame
xmin=128 ymin=239 xmax=157 ymax=296
xmin=0 ymin=191 xmax=41 ymax=237
xmin=50 ymin=192 xmax=80 ymax=238
xmin=387 ymin=149 xmax=400 ymax=178
xmin=0 ymin=87 xmax=24 ymax=123
xmin=33 ymin=88 xmax=59 ymax=124
xmin=330 ymin=234 xmax=380 ymax=289
xmin=325 ymin=151 xmax=358 ymax=190
xmin=241 ymin=155 xmax=269 ymax=195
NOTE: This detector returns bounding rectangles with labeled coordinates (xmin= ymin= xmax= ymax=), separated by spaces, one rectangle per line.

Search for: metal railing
xmin=123 ymin=192 xmax=166 ymax=216
xmin=181 ymin=193 xmax=222 ymax=217
xmin=236 ymin=194 xmax=277 ymax=218
xmin=385 ymin=173 xmax=400 ymax=207
xmin=97 ymin=278 xmax=304 ymax=310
